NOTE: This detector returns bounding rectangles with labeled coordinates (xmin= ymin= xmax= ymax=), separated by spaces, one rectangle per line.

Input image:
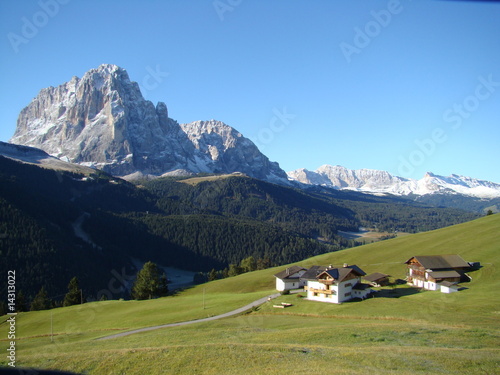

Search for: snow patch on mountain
xmin=288 ymin=165 xmax=500 ymax=199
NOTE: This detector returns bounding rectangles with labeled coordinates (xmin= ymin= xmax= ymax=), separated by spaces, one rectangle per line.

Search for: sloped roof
xmin=427 ymin=270 xmax=461 ymax=279
xmin=301 ymin=265 xmax=328 ymax=280
xmin=319 ymin=265 xmax=366 ymax=282
xmin=274 ymin=265 xmax=307 ymax=280
xmin=439 ymin=281 xmax=459 ymax=287
xmin=343 ymin=264 xmax=366 ymax=276
xmin=364 ymin=272 xmax=390 ymax=283
xmin=405 ymin=255 xmax=469 ymax=269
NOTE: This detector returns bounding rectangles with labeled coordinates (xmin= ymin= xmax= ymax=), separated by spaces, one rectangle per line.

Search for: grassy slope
xmin=178 ymin=174 xmax=246 ymax=185
xmin=1 ymin=214 xmax=499 ymax=374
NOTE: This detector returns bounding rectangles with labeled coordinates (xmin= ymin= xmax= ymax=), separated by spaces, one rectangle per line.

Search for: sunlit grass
xmin=1 ymin=214 xmax=499 ymax=374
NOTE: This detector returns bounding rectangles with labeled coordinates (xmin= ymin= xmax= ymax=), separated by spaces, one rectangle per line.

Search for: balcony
xmin=307 ymin=287 xmax=336 ymax=295
xmin=319 ymin=279 xmax=336 ymax=285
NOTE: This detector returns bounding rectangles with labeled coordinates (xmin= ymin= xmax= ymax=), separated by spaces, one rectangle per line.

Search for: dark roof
xmin=321 ymin=268 xmax=350 ymax=282
xmin=364 ymin=272 xmax=390 ymax=282
xmin=427 ymin=270 xmax=461 ymax=279
xmin=274 ymin=265 xmax=307 ymax=280
xmin=301 ymin=265 xmax=329 ymax=280
xmin=345 ymin=264 xmax=366 ymax=276
xmin=439 ymin=281 xmax=459 ymax=287
xmin=405 ymin=255 xmax=469 ymax=269
xmin=318 ymin=265 xmax=366 ymax=282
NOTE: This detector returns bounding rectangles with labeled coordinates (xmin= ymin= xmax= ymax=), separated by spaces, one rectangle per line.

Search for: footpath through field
xmin=97 ymin=292 xmax=281 ymax=341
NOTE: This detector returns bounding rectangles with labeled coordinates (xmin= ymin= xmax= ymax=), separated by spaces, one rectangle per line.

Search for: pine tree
xmin=193 ymin=272 xmax=207 ymax=284
xmin=30 ymin=286 xmax=51 ymax=311
xmin=257 ymin=257 xmax=271 ymax=270
xmin=63 ymin=277 xmax=81 ymax=307
xmin=240 ymin=256 xmax=257 ymax=273
xmin=131 ymin=261 xmax=169 ymax=300
xmin=0 ymin=301 xmax=6 ymax=316
xmin=208 ymin=268 xmax=218 ymax=281
xmin=227 ymin=264 xmax=243 ymax=277
xmin=16 ymin=290 xmax=27 ymax=312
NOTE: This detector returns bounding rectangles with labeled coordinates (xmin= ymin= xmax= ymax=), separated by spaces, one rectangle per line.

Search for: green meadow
xmin=1 ymin=214 xmax=499 ymax=374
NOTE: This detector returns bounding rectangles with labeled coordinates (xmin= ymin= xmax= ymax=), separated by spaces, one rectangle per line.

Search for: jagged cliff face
xmin=288 ymin=165 xmax=406 ymax=190
xmin=179 ymin=120 xmax=285 ymax=181
xmin=10 ymin=64 xmax=288 ymax=182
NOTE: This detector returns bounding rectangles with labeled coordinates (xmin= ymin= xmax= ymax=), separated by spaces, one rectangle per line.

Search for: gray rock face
xmin=10 ymin=64 xmax=288 ymax=182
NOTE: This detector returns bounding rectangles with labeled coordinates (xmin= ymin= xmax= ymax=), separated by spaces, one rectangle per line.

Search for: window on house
xmin=345 ymin=283 xmax=352 ymax=287
xmin=344 ymin=292 xmax=351 ymax=297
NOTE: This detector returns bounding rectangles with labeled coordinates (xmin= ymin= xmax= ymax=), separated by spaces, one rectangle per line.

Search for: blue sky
xmin=1 ymin=0 xmax=499 ymax=182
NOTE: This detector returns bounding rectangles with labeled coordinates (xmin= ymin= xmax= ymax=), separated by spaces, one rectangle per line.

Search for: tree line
xmin=0 ymin=261 xmax=171 ymax=314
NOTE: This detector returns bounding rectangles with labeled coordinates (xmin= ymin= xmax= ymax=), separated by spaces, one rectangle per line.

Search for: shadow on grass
xmin=371 ymin=287 xmax=421 ymax=299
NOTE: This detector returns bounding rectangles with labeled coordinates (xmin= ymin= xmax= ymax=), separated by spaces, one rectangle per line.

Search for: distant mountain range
xmin=287 ymin=165 xmax=500 ymax=199
xmin=6 ymin=64 xmax=499 ymax=206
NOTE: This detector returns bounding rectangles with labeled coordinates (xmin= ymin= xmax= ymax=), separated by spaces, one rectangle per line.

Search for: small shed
xmin=439 ymin=281 xmax=459 ymax=294
xmin=364 ymin=272 xmax=390 ymax=287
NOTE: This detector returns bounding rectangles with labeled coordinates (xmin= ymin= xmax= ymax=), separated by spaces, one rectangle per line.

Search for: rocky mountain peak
xmin=9 ymin=65 xmax=288 ymax=183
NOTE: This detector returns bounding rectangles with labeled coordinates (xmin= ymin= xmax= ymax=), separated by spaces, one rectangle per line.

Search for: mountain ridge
xmin=288 ymin=164 xmax=500 ymax=199
xmin=10 ymin=64 xmax=288 ymax=184
xmin=7 ymin=63 xmax=498 ymax=201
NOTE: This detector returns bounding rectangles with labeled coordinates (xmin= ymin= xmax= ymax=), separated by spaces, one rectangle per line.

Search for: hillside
xmin=189 ymin=213 xmax=499 ymax=307
xmin=1 ymin=214 xmax=498 ymax=374
xmin=0 ymin=154 xmax=478 ymax=301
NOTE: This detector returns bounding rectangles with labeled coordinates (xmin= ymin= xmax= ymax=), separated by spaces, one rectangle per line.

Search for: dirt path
xmin=97 ymin=292 xmax=281 ymax=341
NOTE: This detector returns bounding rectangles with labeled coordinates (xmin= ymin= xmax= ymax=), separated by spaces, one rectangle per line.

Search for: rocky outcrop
xmin=10 ymin=64 xmax=288 ymax=182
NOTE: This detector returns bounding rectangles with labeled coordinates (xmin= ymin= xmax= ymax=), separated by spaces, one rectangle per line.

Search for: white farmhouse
xmin=303 ymin=264 xmax=372 ymax=304
xmin=273 ymin=265 xmax=307 ymax=292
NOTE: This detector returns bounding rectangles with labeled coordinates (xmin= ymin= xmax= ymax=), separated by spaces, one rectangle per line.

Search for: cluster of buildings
xmin=274 ymin=254 xmax=475 ymax=304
